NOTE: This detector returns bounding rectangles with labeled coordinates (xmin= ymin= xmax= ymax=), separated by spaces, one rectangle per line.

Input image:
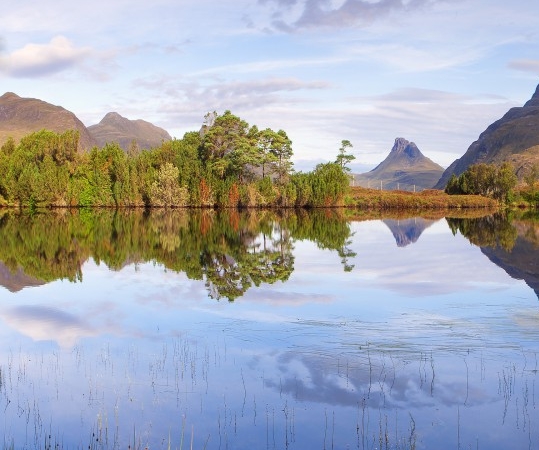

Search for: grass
xmin=346 ymin=186 xmax=498 ymax=211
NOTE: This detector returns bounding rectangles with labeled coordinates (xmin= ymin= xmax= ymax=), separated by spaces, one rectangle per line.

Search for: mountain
xmin=0 ymin=92 xmax=97 ymax=149
xmin=383 ymin=217 xmax=436 ymax=247
xmin=435 ymin=84 xmax=539 ymax=189
xmin=354 ymin=138 xmax=444 ymax=191
xmin=88 ymin=112 xmax=171 ymax=151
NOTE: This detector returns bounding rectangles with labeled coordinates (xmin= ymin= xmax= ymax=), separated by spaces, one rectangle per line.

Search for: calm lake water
xmin=0 ymin=208 xmax=538 ymax=449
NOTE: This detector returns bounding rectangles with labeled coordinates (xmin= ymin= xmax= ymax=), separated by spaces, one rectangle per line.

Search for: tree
xmin=200 ymin=110 xmax=251 ymax=179
xmin=256 ymin=128 xmax=280 ymax=178
xmin=270 ymin=130 xmax=293 ymax=184
xmin=335 ymin=140 xmax=355 ymax=172
xmin=445 ymin=162 xmax=517 ymax=203
xmin=150 ymin=162 xmax=189 ymax=207
xmin=492 ymin=162 xmax=517 ymax=202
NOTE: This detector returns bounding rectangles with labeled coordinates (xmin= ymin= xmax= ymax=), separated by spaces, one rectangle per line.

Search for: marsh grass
xmin=348 ymin=187 xmax=498 ymax=210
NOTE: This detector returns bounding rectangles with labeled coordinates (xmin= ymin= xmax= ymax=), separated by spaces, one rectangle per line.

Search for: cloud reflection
xmin=1 ymin=305 xmax=96 ymax=348
xmin=261 ymin=348 xmax=490 ymax=410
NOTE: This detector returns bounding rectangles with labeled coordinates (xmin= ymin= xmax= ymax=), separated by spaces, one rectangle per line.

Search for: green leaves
xmin=445 ymin=162 xmax=517 ymax=203
xmin=335 ymin=139 xmax=355 ymax=172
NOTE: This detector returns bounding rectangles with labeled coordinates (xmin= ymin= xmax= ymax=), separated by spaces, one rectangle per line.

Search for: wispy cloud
xmin=259 ymin=0 xmax=453 ymax=32
xmin=0 ymin=35 xmax=91 ymax=78
xmin=128 ymin=75 xmax=331 ymax=133
xmin=508 ymin=59 xmax=539 ymax=75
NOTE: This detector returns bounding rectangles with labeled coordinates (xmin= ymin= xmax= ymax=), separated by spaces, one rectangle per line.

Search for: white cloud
xmin=0 ymin=35 xmax=91 ymax=78
xmin=1 ymin=305 xmax=97 ymax=348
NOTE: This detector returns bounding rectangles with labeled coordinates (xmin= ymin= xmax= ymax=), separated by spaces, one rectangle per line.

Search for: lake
xmin=0 ymin=208 xmax=538 ymax=449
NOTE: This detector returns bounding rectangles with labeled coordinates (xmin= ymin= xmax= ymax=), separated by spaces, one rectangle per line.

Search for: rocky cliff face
xmin=435 ymin=84 xmax=539 ymax=188
xmin=88 ymin=112 xmax=171 ymax=150
xmin=354 ymin=137 xmax=444 ymax=191
xmin=0 ymin=92 xmax=97 ymax=149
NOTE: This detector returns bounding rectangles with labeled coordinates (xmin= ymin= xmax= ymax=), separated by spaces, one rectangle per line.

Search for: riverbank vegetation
xmin=0 ymin=111 xmax=524 ymax=210
xmin=348 ymin=186 xmax=498 ymax=209
xmin=0 ymin=111 xmax=349 ymax=208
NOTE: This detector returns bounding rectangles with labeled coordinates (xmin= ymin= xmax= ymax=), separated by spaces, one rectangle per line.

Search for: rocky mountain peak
xmin=354 ymin=137 xmax=444 ymax=191
xmin=390 ymin=137 xmax=421 ymax=160
xmin=391 ymin=137 xmax=409 ymax=153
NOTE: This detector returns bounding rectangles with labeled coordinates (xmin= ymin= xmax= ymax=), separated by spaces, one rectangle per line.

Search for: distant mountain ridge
xmin=436 ymin=83 xmax=539 ymax=188
xmin=88 ymin=112 xmax=171 ymax=150
xmin=0 ymin=92 xmax=97 ymax=149
xmin=354 ymin=138 xmax=444 ymax=191
xmin=0 ymin=92 xmax=171 ymax=151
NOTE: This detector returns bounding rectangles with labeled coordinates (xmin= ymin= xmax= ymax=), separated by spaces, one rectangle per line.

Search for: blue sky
xmin=1 ymin=0 xmax=539 ymax=171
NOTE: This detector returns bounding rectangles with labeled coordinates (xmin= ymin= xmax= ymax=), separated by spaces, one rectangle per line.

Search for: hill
xmin=0 ymin=92 xmax=96 ymax=149
xmin=88 ymin=112 xmax=171 ymax=151
xmin=354 ymin=138 xmax=444 ymax=191
xmin=436 ymin=84 xmax=539 ymax=189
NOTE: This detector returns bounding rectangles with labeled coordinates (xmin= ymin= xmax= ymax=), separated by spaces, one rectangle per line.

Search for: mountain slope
xmin=0 ymin=92 xmax=97 ymax=149
xmin=88 ymin=112 xmax=171 ymax=150
xmin=435 ymin=84 xmax=539 ymax=188
xmin=354 ymin=138 xmax=444 ymax=191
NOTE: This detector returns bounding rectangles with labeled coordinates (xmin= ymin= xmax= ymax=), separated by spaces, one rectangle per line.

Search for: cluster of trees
xmin=0 ymin=208 xmax=355 ymax=300
xmin=445 ymin=162 xmax=518 ymax=203
xmin=0 ymin=111 xmax=353 ymax=209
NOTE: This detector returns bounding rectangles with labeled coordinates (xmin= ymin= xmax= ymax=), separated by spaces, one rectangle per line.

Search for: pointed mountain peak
xmin=354 ymin=137 xmax=444 ymax=191
xmin=390 ymin=137 xmax=421 ymax=159
xmin=390 ymin=137 xmax=410 ymax=153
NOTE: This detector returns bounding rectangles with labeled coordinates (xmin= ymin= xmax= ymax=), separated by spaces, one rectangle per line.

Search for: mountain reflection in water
xmin=0 ymin=208 xmax=538 ymax=449
xmin=447 ymin=212 xmax=539 ymax=298
xmin=1 ymin=209 xmax=539 ymax=299
xmin=383 ymin=217 xmax=435 ymax=247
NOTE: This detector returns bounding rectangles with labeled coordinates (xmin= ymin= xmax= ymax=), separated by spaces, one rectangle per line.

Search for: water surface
xmin=0 ymin=209 xmax=538 ymax=449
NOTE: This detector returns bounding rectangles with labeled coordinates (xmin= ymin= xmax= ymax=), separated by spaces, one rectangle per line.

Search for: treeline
xmin=0 ymin=111 xmax=350 ymax=208
xmin=444 ymin=162 xmax=518 ymax=203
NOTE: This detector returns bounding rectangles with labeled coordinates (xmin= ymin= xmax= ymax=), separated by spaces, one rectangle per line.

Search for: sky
xmin=1 ymin=0 xmax=539 ymax=172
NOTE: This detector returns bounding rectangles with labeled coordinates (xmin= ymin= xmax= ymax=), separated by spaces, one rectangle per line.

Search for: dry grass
xmin=347 ymin=187 xmax=498 ymax=211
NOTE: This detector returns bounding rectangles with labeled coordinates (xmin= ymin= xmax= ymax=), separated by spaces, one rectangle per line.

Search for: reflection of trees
xmin=0 ymin=210 xmax=87 ymax=283
xmin=0 ymin=208 xmax=355 ymax=300
xmin=447 ymin=211 xmax=539 ymax=297
xmin=446 ymin=212 xmax=517 ymax=251
xmin=282 ymin=209 xmax=356 ymax=272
